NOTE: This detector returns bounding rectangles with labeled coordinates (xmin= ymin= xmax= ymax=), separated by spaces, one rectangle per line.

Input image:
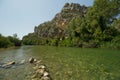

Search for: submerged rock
xmin=36 ymin=68 xmax=44 ymax=74
xmin=20 ymin=59 xmax=25 ymax=64
xmin=36 ymin=60 xmax=41 ymax=64
xmin=41 ymin=76 xmax=51 ymax=80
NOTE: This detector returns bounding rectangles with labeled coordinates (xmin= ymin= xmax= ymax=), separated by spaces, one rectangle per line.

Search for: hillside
xmin=22 ymin=1 xmax=120 ymax=48
xmin=34 ymin=3 xmax=87 ymax=39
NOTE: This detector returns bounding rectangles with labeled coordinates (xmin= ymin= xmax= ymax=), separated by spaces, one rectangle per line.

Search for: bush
xmin=0 ymin=35 xmax=13 ymax=48
xmin=82 ymin=40 xmax=99 ymax=48
xmin=58 ymin=38 xmax=72 ymax=47
xmin=48 ymin=39 xmax=58 ymax=46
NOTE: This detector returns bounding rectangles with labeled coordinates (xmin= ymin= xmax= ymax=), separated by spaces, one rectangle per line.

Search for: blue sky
xmin=0 ymin=0 xmax=93 ymax=39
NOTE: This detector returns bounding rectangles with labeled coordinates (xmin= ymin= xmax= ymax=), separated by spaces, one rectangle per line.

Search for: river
xmin=0 ymin=46 xmax=36 ymax=80
xmin=0 ymin=46 xmax=120 ymax=80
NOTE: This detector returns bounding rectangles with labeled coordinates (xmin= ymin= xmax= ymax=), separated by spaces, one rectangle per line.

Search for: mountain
xmin=22 ymin=2 xmax=120 ymax=48
xmin=34 ymin=3 xmax=87 ymax=39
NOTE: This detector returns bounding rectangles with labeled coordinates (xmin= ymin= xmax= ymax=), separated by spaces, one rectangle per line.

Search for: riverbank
xmin=0 ymin=46 xmax=21 ymax=51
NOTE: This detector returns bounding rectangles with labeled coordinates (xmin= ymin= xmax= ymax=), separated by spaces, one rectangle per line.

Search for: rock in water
xmin=0 ymin=65 xmax=2 ymax=67
xmin=39 ymin=65 xmax=46 ymax=69
xmin=2 ymin=61 xmax=15 ymax=68
xmin=30 ymin=58 xmax=52 ymax=80
xmin=7 ymin=61 xmax=15 ymax=65
xmin=36 ymin=69 xmax=44 ymax=74
xmin=20 ymin=59 xmax=25 ymax=64
xmin=43 ymin=72 xmax=49 ymax=77
xmin=29 ymin=58 xmax=34 ymax=63
xmin=41 ymin=76 xmax=51 ymax=80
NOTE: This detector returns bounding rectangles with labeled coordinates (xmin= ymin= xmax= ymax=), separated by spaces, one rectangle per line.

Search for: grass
xmin=27 ymin=46 xmax=120 ymax=80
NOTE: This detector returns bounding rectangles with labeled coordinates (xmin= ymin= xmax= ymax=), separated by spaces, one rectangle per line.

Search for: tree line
xmin=22 ymin=0 xmax=120 ymax=49
xmin=0 ymin=34 xmax=21 ymax=48
xmin=1 ymin=0 xmax=119 ymax=49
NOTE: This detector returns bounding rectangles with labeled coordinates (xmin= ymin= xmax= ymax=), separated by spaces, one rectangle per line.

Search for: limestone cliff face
xmin=34 ymin=3 xmax=87 ymax=39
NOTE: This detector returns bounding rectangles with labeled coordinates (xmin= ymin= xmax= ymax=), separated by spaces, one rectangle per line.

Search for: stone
xmin=1 ymin=61 xmax=15 ymax=68
xmin=30 ymin=58 xmax=52 ymax=80
xmin=36 ymin=60 xmax=41 ymax=64
xmin=33 ymin=66 xmax=38 ymax=70
xmin=43 ymin=72 xmax=49 ymax=77
xmin=2 ymin=61 xmax=15 ymax=67
xmin=0 ymin=65 xmax=2 ymax=67
xmin=20 ymin=59 xmax=25 ymax=64
xmin=31 ymin=74 xmax=37 ymax=78
xmin=7 ymin=61 xmax=15 ymax=65
xmin=29 ymin=57 xmax=34 ymax=63
xmin=34 ymin=59 xmax=37 ymax=62
xmin=38 ymin=65 xmax=46 ymax=69
xmin=41 ymin=76 xmax=51 ymax=80
xmin=36 ymin=69 xmax=44 ymax=74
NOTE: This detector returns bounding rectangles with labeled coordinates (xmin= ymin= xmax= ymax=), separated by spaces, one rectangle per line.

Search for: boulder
xmin=2 ymin=61 xmax=15 ymax=68
xmin=34 ymin=59 xmax=37 ymax=62
xmin=43 ymin=71 xmax=49 ymax=77
xmin=30 ymin=58 xmax=52 ymax=80
xmin=29 ymin=58 xmax=35 ymax=63
xmin=7 ymin=61 xmax=15 ymax=65
xmin=38 ymin=65 xmax=46 ymax=69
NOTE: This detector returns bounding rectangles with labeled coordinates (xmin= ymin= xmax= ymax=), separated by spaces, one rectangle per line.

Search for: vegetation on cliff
xmin=22 ymin=0 xmax=120 ymax=49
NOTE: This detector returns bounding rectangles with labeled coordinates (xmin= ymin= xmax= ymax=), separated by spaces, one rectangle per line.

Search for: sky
xmin=0 ymin=0 xmax=94 ymax=39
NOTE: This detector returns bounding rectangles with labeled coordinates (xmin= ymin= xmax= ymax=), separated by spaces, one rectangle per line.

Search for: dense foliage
xmin=22 ymin=0 xmax=120 ymax=49
xmin=0 ymin=34 xmax=21 ymax=48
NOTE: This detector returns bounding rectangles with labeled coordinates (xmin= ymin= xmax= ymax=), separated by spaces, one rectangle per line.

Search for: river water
xmin=0 ymin=46 xmax=120 ymax=80
xmin=0 ymin=46 xmax=35 ymax=80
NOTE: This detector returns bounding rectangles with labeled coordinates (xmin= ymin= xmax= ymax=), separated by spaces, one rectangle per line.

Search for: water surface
xmin=0 ymin=46 xmax=120 ymax=80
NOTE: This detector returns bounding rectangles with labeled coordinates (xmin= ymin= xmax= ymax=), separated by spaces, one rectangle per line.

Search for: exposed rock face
xmin=33 ymin=3 xmax=88 ymax=39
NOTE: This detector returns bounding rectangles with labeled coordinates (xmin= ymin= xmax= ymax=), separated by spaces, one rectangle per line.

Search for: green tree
xmin=8 ymin=34 xmax=21 ymax=46
xmin=87 ymin=0 xmax=120 ymax=30
xmin=0 ymin=34 xmax=13 ymax=48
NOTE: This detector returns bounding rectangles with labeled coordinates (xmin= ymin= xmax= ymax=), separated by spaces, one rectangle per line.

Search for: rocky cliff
xmin=23 ymin=1 xmax=120 ymax=48
xmin=34 ymin=3 xmax=87 ymax=39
